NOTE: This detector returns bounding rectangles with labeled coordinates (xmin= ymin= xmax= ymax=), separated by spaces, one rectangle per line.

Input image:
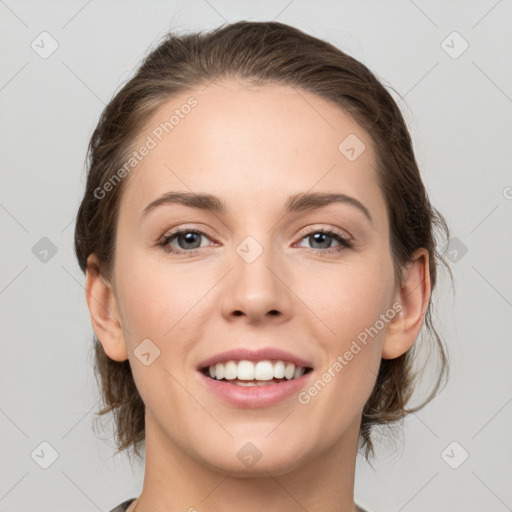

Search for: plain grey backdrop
xmin=1 ymin=0 xmax=511 ymax=511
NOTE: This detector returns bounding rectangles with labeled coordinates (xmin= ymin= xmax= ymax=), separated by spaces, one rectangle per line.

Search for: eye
xmin=159 ymin=228 xmax=214 ymax=255
xmin=159 ymin=226 xmax=353 ymax=256
xmin=295 ymin=228 xmax=353 ymax=253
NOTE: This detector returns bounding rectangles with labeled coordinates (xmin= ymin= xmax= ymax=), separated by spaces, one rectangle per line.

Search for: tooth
xmin=284 ymin=363 xmax=295 ymax=380
xmin=273 ymin=360 xmax=285 ymax=378
xmin=293 ymin=366 xmax=303 ymax=379
xmin=237 ymin=360 xmax=255 ymax=380
xmin=215 ymin=363 xmax=224 ymax=380
xmin=207 ymin=360 xmax=308 ymax=381
xmin=224 ymin=360 xmax=238 ymax=380
xmin=254 ymin=360 xmax=274 ymax=380
xmin=235 ymin=381 xmax=257 ymax=386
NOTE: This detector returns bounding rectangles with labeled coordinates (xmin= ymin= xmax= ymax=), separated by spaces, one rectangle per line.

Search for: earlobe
xmin=381 ymin=248 xmax=431 ymax=360
xmin=85 ymin=254 xmax=128 ymax=362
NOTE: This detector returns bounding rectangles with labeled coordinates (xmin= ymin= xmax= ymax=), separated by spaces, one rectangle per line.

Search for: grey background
xmin=1 ymin=1 xmax=511 ymax=511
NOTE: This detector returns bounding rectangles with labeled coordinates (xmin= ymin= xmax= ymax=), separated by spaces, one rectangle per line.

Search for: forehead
xmin=119 ymin=80 xmax=386 ymax=227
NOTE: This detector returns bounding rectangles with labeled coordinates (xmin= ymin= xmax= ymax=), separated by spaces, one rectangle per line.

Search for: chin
xmin=195 ymin=436 xmax=311 ymax=477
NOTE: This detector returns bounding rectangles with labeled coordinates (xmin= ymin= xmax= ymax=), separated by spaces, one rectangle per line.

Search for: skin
xmin=85 ymin=80 xmax=430 ymax=512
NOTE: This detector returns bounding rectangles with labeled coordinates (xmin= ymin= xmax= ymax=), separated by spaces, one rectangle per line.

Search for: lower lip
xmin=198 ymin=371 xmax=313 ymax=408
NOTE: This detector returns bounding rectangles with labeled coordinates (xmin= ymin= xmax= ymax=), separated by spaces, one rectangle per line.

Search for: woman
xmin=74 ymin=20 xmax=450 ymax=512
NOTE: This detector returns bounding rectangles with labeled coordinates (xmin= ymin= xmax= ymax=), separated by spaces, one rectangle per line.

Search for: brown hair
xmin=74 ymin=21 xmax=452 ymax=462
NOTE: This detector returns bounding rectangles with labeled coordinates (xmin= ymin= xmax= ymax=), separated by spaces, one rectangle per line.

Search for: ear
xmin=85 ymin=254 xmax=128 ymax=361
xmin=381 ymin=248 xmax=431 ymax=360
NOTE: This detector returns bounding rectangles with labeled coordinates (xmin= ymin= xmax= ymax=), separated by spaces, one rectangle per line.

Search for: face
xmin=110 ymin=80 xmax=398 ymax=475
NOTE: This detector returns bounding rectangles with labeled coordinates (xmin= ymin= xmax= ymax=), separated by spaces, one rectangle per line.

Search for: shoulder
xmin=110 ymin=498 xmax=368 ymax=512
xmin=109 ymin=498 xmax=136 ymax=512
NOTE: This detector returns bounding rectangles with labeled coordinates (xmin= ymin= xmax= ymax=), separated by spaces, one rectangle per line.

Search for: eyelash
xmin=158 ymin=226 xmax=353 ymax=256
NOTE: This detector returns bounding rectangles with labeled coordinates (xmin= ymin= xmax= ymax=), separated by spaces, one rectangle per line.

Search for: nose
xmin=219 ymin=237 xmax=294 ymax=325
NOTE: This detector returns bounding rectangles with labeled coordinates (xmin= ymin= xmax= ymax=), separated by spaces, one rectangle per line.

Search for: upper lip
xmin=197 ymin=347 xmax=314 ymax=370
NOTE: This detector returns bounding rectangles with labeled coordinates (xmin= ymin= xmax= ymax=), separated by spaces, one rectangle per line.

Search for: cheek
xmin=310 ymin=251 xmax=395 ymax=343
xmin=113 ymin=251 xmax=169 ymax=349
xmin=116 ymin=260 xmax=167 ymax=336
xmin=113 ymin=252 xmax=200 ymax=403
xmin=116 ymin=235 xmax=395 ymax=348
xmin=304 ymin=247 xmax=395 ymax=413
xmin=114 ymin=249 xmax=209 ymax=360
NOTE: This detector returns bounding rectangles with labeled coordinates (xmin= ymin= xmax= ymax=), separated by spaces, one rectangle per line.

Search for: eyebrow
xmin=141 ymin=191 xmax=373 ymax=225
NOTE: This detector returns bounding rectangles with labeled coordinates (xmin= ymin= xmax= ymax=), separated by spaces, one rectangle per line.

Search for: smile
xmin=201 ymin=359 xmax=313 ymax=385
xmin=198 ymin=361 xmax=314 ymax=408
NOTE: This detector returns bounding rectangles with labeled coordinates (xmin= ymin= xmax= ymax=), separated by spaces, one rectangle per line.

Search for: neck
xmin=131 ymin=411 xmax=361 ymax=512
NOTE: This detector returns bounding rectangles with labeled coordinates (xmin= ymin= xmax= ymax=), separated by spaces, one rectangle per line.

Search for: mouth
xmin=196 ymin=347 xmax=315 ymax=408
xmin=200 ymin=359 xmax=314 ymax=386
